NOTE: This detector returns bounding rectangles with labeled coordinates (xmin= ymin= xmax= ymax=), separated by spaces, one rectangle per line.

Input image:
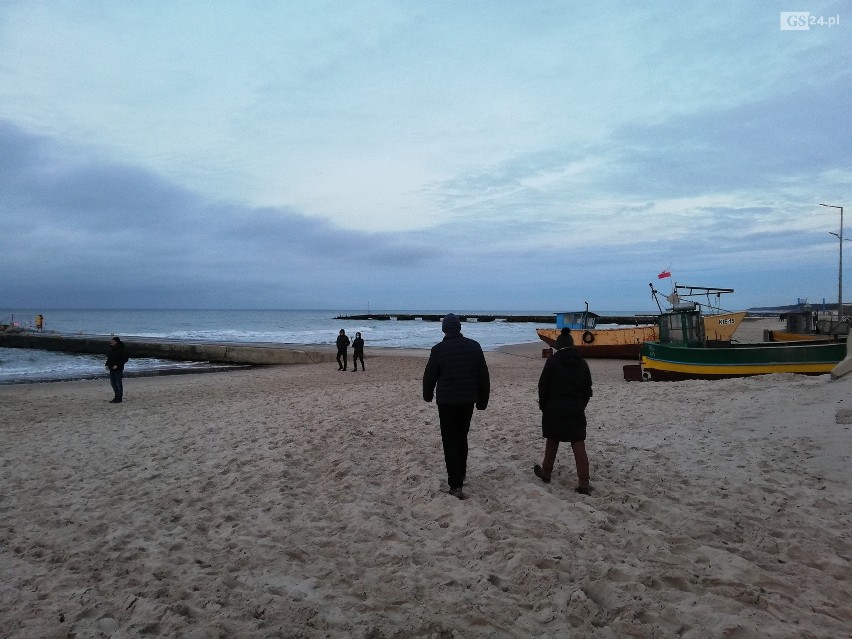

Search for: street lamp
xmin=820 ymin=203 xmax=844 ymax=319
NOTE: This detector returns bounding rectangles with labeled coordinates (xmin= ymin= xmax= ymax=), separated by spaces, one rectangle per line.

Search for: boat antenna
xmin=649 ymin=283 xmax=664 ymax=314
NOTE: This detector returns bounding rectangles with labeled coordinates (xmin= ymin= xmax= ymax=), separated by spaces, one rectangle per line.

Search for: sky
xmin=1 ymin=1 xmax=850 ymax=312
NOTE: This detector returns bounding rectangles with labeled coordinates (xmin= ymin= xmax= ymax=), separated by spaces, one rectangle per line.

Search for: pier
xmin=0 ymin=332 xmax=335 ymax=366
xmin=334 ymin=313 xmax=659 ymax=325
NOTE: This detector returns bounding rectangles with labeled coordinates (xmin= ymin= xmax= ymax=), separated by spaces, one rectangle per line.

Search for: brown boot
xmin=571 ymin=440 xmax=590 ymax=494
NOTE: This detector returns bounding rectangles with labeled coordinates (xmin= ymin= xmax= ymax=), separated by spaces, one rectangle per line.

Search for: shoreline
xmin=0 ymin=318 xmax=782 ymax=387
xmin=0 ymin=363 xmax=256 ymax=386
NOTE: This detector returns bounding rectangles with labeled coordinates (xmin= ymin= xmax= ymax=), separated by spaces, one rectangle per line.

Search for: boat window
xmin=557 ymin=311 xmax=598 ymax=330
xmin=660 ymin=311 xmax=703 ymax=345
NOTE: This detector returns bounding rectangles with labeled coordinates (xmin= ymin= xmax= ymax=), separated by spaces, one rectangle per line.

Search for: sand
xmin=1 ymin=318 xmax=850 ymax=638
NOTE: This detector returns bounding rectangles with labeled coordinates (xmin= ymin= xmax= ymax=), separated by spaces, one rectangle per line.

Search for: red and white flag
xmin=657 ymin=270 xmax=671 ymax=279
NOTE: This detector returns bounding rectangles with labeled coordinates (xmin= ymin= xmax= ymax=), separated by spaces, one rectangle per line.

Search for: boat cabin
xmin=658 ymin=309 xmax=705 ymax=346
xmin=780 ymin=309 xmax=816 ymax=334
xmin=555 ymin=311 xmax=598 ymax=331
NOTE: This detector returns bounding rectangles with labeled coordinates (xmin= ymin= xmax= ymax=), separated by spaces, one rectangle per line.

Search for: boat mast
xmin=649 ymin=283 xmax=664 ymax=314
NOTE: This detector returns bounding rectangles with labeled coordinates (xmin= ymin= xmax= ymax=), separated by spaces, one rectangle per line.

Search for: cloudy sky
xmin=1 ymin=1 xmax=849 ymax=312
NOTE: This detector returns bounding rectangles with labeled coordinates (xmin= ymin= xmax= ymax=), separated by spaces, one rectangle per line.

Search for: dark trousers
xmin=438 ymin=403 xmax=474 ymax=490
xmin=109 ymin=369 xmax=124 ymax=400
xmin=352 ymin=352 xmax=364 ymax=370
xmin=336 ymin=350 xmax=348 ymax=370
xmin=542 ymin=438 xmax=589 ymax=487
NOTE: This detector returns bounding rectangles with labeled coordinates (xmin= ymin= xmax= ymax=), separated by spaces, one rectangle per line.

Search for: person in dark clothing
xmin=423 ymin=313 xmax=490 ymax=500
xmin=351 ymin=332 xmax=365 ymax=371
xmin=535 ymin=329 xmax=593 ymax=494
xmin=105 ymin=336 xmax=129 ymax=403
xmin=336 ymin=329 xmax=350 ymax=371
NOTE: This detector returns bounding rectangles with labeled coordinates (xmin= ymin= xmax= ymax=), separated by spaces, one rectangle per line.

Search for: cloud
xmin=4 ymin=111 xmax=847 ymax=311
xmin=0 ymin=120 xmax=442 ymax=308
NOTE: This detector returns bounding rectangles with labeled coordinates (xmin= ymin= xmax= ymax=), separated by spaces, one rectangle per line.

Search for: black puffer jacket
xmin=538 ymin=346 xmax=592 ymax=441
xmin=423 ymin=334 xmax=490 ymax=408
xmin=105 ymin=342 xmax=129 ymax=372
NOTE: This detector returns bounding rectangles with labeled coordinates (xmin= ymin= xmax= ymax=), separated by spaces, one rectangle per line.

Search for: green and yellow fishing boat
xmin=633 ymin=308 xmax=847 ymax=381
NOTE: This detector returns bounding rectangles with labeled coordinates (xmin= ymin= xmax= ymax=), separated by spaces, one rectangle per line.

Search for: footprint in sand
xmin=835 ymin=408 xmax=852 ymax=424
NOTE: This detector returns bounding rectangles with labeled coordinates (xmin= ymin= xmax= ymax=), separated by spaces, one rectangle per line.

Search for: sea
xmin=0 ymin=308 xmax=565 ymax=384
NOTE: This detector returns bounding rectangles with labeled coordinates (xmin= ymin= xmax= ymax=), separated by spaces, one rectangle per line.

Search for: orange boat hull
xmin=537 ymin=311 xmax=747 ymax=359
xmin=536 ymin=325 xmax=657 ymax=358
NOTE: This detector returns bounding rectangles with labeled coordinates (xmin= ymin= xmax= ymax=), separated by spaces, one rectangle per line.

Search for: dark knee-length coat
xmin=538 ymin=346 xmax=593 ymax=442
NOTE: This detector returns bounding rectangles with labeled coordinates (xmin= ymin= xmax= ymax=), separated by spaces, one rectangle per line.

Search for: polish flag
xmin=658 ymin=270 xmax=671 ymax=279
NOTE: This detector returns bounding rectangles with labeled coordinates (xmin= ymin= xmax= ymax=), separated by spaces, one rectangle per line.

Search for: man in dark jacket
xmin=105 ymin=336 xmax=130 ymax=403
xmin=336 ymin=329 xmax=350 ymax=371
xmin=423 ymin=313 xmax=490 ymax=499
xmin=535 ymin=329 xmax=593 ymax=494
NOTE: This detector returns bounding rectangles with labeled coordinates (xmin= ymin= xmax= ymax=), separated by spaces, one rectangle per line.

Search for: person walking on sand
xmin=336 ymin=329 xmax=350 ymax=371
xmin=534 ymin=329 xmax=593 ymax=494
xmin=423 ymin=313 xmax=490 ymax=500
xmin=105 ymin=336 xmax=129 ymax=404
xmin=351 ymin=331 xmax=365 ymax=371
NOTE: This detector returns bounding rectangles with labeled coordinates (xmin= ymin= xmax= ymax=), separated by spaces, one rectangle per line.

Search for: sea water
xmin=0 ymin=308 xmax=557 ymax=384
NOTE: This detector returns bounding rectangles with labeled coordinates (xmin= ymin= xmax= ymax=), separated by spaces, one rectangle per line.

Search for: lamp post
xmin=820 ymin=203 xmax=844 ymax=319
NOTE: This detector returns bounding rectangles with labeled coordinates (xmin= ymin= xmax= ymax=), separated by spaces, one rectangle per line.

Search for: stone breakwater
xmin=334 ymin=313 xmax=659 ymax=324
xmin=0 ymin=332 xmax=335 ymax=366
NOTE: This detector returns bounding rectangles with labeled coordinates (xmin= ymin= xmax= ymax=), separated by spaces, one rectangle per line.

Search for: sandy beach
xmin=1 ymin=318 xmax=850 ymax=638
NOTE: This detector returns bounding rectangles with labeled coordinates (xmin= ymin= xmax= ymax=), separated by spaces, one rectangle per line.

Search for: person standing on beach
xmin=423 ymin=313 xmax=490 ymax=500
xmin=336 ymin=329 xmax=350 ymax=371
xmin=351 ymin=331 xmax=365 ymax=371
xmin=534 ymin=329 xmax=593 ymax=494
xmin=105 ymin=336 xmax=129 ymax=404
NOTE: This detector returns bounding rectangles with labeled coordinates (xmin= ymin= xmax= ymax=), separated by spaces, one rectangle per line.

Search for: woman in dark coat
xmin=351 ymin=332 xmax=365 ymax=371
xmin=534 ymin=329 xmax=593 ymax=494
